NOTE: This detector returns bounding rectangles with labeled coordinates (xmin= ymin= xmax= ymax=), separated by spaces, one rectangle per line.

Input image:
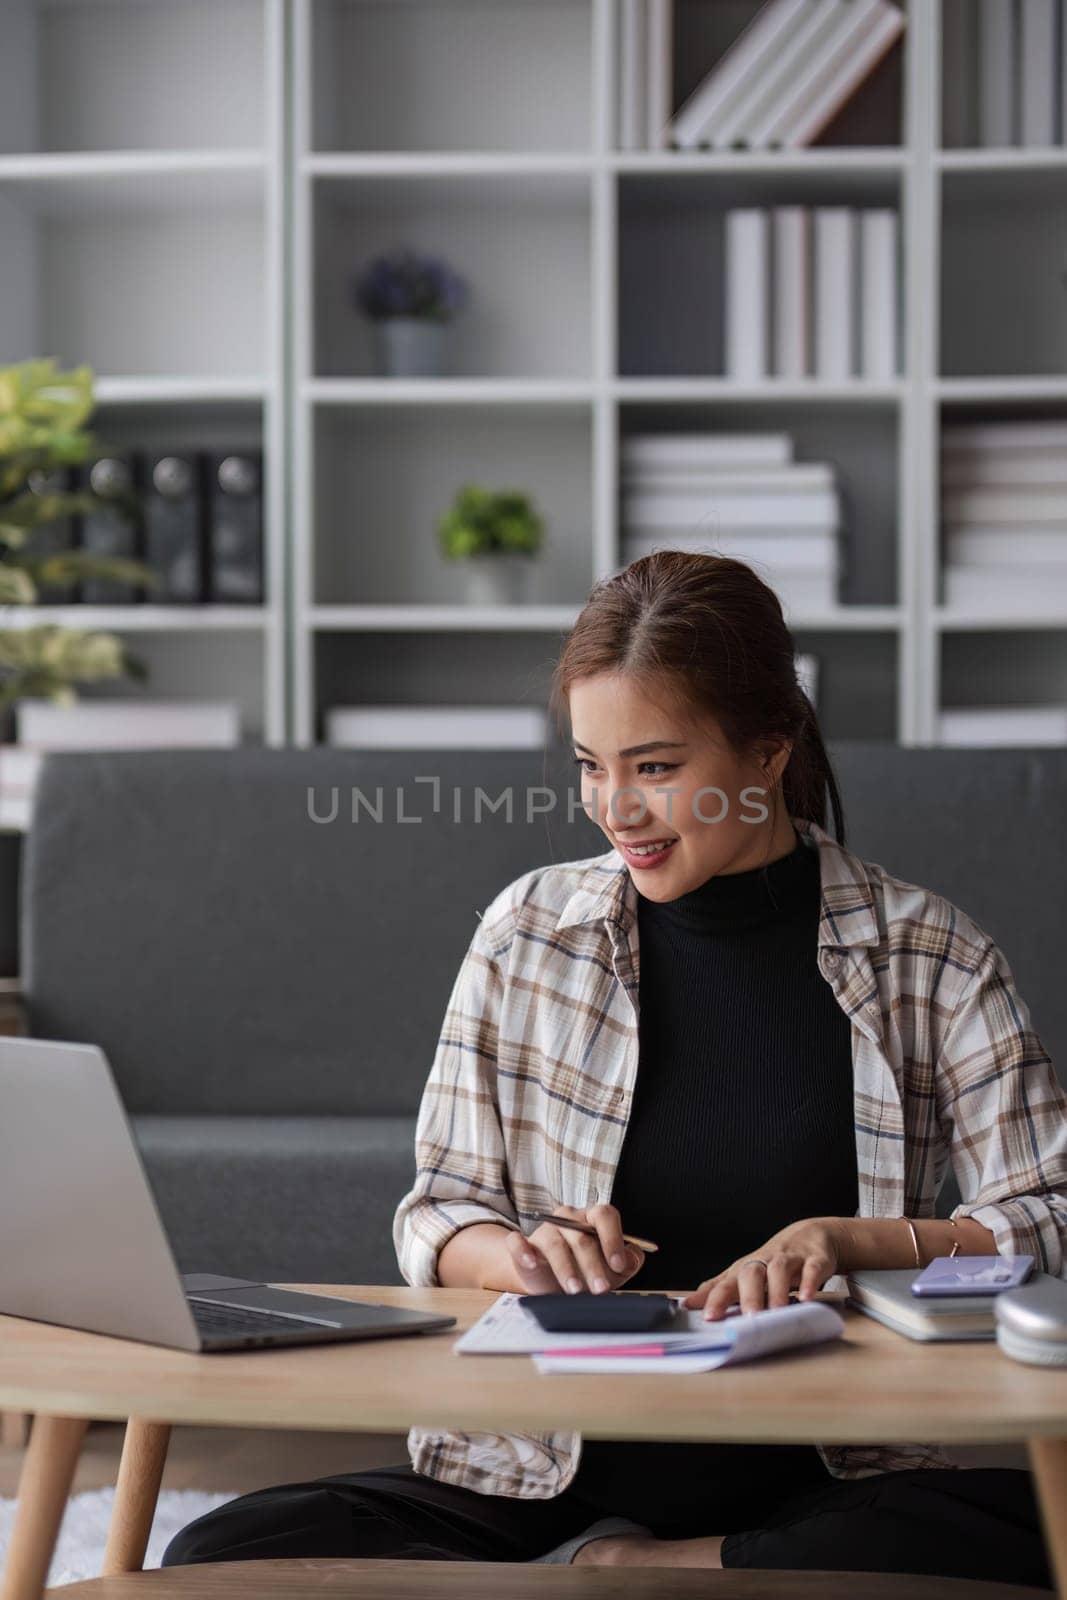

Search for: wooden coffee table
xmin=1 ymin=1285 xmax=1064 ymax=1599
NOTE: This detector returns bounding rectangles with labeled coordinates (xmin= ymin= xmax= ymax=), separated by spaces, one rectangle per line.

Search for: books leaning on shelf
xmin=973 ymin=0 xmax=1065 ymax=149
xmin=617 ymin=0 xmax=674 ymax=150
xmin=669 ymin=0 xmax=906 ymax=151
xmin=0 ymin=701 xmax=241 ymax=831
xmin=938 ymin=706 xmax=1067 ymax=747
xmin=620 ymin=430 xmax=842 ymax=615
xmin=324 ymin=705 xmax=549 ymax=750
xmin=940 ymin=419 xmax=1067 ymax=613
xmin=727 ymin=205 xmax=899 ymax=381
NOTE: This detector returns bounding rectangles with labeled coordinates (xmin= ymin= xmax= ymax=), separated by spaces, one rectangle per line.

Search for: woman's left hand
xmin=683 ymin=1217 xmax=846 ymax=1321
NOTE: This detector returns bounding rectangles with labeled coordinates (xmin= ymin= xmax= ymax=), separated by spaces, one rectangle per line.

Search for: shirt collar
xmin=555 ymin=815 xmax=881 ymax=952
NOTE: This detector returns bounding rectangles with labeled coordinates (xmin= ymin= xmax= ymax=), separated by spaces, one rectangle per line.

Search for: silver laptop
xmin=0 ymin=1037 xmax=455 ymax=1352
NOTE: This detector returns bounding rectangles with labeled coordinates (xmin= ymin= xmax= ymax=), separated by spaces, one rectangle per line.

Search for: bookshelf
xmin=291 ymin=0 xmax=1064 ymax=750
xmin=0 ymin=0 xmax=287 ymax=744
xmin=2 ymin=2 xmax=1065 ymax=750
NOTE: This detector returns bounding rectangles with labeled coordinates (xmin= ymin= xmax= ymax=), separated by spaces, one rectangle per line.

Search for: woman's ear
xmin=757 ymin=738 xmax=794 ymax=788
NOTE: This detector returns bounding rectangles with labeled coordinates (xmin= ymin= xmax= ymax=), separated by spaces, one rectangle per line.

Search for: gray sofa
xmin=19 ymin=743 xmax=1067 ymax=1286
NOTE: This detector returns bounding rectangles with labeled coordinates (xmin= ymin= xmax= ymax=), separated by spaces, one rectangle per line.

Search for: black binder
xmin=77 ymin=453 xmax=146 ymax=605
xmin=144 ymin=453 xmax=210 ymax=603
xmin=206 ymin=452 xmax=264 ymax=604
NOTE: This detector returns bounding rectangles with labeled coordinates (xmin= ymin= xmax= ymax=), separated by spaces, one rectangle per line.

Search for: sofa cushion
xmin=133 ymin=1115 xmax=416 ymax=1285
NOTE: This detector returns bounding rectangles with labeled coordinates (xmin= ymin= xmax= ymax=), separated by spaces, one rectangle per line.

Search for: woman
xmin=164 ymin=552 xmax=1067 ymax=1584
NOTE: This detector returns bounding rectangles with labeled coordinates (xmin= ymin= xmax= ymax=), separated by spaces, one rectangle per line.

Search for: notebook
xmin=844 ymin=1268 xmax=1022 ymax=1341
xmin=455 ymin=1292 xmax=844 ymax=1373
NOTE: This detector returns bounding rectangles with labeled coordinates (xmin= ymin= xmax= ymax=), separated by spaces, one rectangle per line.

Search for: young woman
xmin=164 ymin=551 xmax=1067 ymax=1585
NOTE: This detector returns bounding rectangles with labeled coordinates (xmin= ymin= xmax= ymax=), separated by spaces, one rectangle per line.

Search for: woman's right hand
xmin=503 ymin=1203 xmax=646 ymax=1295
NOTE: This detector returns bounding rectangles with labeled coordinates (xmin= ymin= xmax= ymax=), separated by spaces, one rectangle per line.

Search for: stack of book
xmin=725 ymin=206 xmax=898 ymax=380
xmin=941 ymin=419 xmax=1067 ymax=614
xmin=619 ymin=430 xmax=842 ymax=615
xmin=938 ymin=705 xmax=1067 ymax=747
xmin=324 ymin=705 xmax=548 ymax=750
xmin=0 ymin=701 xmax=241 ymax=831
xmin=666 ymin=0 xmax=906 ymax=151
xmin=944 ymin=0 xmax=1067 ymax=149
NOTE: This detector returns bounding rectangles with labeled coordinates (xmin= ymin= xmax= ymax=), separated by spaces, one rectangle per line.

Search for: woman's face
xmin=568 ymin=672 xmax=794 ymax=898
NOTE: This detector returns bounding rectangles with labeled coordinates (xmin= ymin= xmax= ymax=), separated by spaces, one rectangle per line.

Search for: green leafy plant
xmin=437 ymin=483 xmax=544 ymax=561
xmin=0 ymin=359 xmax=156 ymax=708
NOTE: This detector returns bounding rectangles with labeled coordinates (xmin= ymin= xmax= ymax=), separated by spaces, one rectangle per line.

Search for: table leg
xmin=0 ymin=1414 xmax=88 ymax=1600
xmin=102 ymin=1419 xmax=172 ymax=1575
xmin=1029 ymin=1437 xmax=1067 ymax=1598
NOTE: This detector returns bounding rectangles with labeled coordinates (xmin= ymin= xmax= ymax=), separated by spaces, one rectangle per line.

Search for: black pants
xmin=161 ymin=1439 xmax=1053 ymax=1589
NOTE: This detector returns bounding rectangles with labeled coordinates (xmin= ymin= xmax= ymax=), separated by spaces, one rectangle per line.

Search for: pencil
xmin=527 ymin=1212 xmax=659 ymax=1254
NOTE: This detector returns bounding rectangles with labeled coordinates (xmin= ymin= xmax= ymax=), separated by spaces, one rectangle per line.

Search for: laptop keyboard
xmin=189 ymin=1299 xmax=329 ymax=1339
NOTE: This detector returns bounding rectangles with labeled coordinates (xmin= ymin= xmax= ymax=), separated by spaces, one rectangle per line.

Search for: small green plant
xmin=0 ymin=359 xmax=156 ymax=708
xmin=437 ymin=483 xmax=544 ymax=561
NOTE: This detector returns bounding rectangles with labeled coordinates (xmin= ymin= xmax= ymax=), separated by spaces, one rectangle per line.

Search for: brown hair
xmin=549 ymin=550 xmax=846 ymax=845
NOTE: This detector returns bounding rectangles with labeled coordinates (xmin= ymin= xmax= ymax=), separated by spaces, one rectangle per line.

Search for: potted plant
xmin=437 ymin=483 xmax=544 ymax=606
xmin=0 ymin=359 xmax=155 ymax=723
xmin=352 ymin=247 xmax=469 ymax=378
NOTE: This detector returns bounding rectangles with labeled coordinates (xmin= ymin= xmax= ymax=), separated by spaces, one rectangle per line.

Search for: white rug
xmin=0 ymin=1487 xmax=239 ymax=1586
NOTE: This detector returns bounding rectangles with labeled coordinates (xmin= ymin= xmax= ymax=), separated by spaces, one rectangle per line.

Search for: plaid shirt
xmin=393 ymin=816 xmax=1067 ymax=1497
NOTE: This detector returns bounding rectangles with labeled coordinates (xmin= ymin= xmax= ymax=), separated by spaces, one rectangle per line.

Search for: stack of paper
xmin=619 ymin=430 xmax=842 ymax=615
xmin=455 ymin=1291 xmax=844 ymax=1375
xmin=938 ymin=705 xmax=1067 ymax=748
xmin=940 ymin=419 xmax=1067 ymax=613
xmin=324 ymin=705 xmax=549 ymax=750
xmin=669 ymin=0 xmax=906 ymax=151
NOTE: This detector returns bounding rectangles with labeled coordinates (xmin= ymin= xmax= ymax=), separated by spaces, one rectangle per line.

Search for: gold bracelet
xmin=902 ymin=1216 xmax=962 ymax=1269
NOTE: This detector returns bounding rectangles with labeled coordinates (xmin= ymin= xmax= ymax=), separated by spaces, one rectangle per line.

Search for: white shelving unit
xmin=0 ymin=0 xmax=287 ymax=744
xmin=5 ymin=2 xmax=1065 ymax=749
xmin=292 ymin=0 xmax=1065 ymax=750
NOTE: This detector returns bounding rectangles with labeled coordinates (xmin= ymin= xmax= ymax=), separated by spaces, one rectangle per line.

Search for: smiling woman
xmin=163 ymin=551 xmax=1067 ymax=1592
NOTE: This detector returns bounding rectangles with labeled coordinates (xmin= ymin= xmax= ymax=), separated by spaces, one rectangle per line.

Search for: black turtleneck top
xmin=608 ymin=828 xmax=858 ymax=1292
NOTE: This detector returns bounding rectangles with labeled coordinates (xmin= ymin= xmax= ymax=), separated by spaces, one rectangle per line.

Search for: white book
xmin=669 ymin=0 xmax=810 ymax=149
xmin=750 ymin=0 xmax=881 ymax=149
xmin=939 ymin=705 xmax=1067 ymax=745
xmin=324 ymin=705 xmax=548 ymax=750
xmin=779 ymin=2 xmax=907 ymax=147
xmin=725 ymin=209 xmax=770 ymax=379
xmin=623 ymin=530 xmax=839 ymax=569
xmin=814 ymin=208 xmax=856 ymax=379
xmin=978 ymin=0 xmax=1016 ymax=146
xmin=646 ymin=0 xmax=673 ymax=150
xmin=772 ymin=207 xmax=811 ymax=378
xmin=618 ymin=0 xmax=647 ymax=151
xmin=945 ymin=528 xmax=1067 ymax=565
xmin=859 ymin=209 xmax=899 ymax=379
xmin=942 ymin=420 xmax=1067 ymax=451
xmin=622 ymin=433 xmax=793 ymax=467
xmin=943 ymin=566 xmax=1067 ymax=611
xmin=940 ymin=451 xmax=1067 ymax=487
xmin=795 ymin=651 xmax=820 ymax=704
xmin=622 ymin=464 xmax=834 ymax=492
xmin=624 ymin=489 xmax=840 ymax=527
xmin=15 ymin=699 xmax=241 ymax=750
xmin=1020 ymin=0 xmax=1057 ymax=146
xmin=619 ymin=541 xmax=839 ymax=611
xmin=729 ymin=0 xmax=849 ymax=149
xmin=943 ymin=488 xmax=1067 ymax=524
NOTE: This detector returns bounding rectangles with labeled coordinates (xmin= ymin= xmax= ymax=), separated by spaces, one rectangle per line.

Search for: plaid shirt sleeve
xmin=392 ymin=911 xmax=522 ymax=1287
xmin=937 ymin=935 xmax=1067 ymax=1276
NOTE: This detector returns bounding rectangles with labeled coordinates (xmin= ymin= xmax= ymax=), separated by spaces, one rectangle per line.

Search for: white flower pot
xmin=373 ymin=318 xmax=449 ymax=378
xmin=461 ymin=554 xmax=529 ymax=607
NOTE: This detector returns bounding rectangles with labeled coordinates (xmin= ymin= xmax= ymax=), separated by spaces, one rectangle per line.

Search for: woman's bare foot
xmin=573 ymin=1532 xmax=725 ymax=1568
